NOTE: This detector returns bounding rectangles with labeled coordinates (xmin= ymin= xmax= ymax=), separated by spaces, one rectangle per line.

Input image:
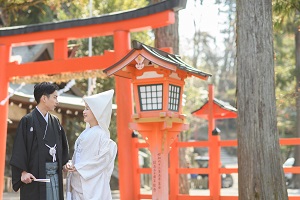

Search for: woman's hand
xmin=64 ymin=160 xmax=77 ymax=172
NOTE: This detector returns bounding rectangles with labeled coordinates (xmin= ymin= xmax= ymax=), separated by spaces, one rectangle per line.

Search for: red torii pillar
xmin=113 ymin=31 xmax=135 ymax=199
xmin=0 ymin=45 xmax=10 ymax=197
xmin=192 ymin=84 xmax=237 ymax=199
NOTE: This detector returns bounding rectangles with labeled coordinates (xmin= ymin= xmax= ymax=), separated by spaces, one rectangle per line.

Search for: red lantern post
xmin=104 ymin=40 xmax=211 ymax=199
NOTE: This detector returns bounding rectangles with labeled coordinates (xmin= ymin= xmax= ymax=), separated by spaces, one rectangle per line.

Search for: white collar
xmin=36 ymin=106 xmax=49 ymax=123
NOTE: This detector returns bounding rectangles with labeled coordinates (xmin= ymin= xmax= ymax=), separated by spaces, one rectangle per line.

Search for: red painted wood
xmin=7 ymin=51 xmax=115 ymax=77
xmin=54 ymin=38 xmax=68 ymax=60
xmin=114 ymin=30 xmax=135 ymax=200
xmin=169 ymin=139 xmax=179 ymax=200
xmin=207 ymin=85 xmax=221 ymax=199
xmin=0 ymin=45 xmax=10 ymax=197
xmin=0 ymin=11 xmax=174 ymax=46
xmin=132 ymin=136 xmax=140 ymax=200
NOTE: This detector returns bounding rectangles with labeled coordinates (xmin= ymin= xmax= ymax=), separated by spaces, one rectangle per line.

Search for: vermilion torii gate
xmin=0 ymin=1 xmax=187 ymax=199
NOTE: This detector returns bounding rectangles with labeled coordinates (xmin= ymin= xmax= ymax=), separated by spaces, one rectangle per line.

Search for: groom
xmin=10 ymin=82 xmax=69 ymax=200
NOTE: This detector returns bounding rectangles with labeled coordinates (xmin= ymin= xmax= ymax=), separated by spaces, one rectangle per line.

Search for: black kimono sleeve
xmin=53 ymin=116 xmax=69 ymax=166
xmin=10 ymin=116 xmax=33 ymax=191
xmin=60 ymin=124 xmax=69 ymax=166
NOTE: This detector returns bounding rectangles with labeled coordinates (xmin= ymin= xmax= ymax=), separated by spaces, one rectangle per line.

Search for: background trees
xmin=273 ymin=0 xmax=300 ymax=188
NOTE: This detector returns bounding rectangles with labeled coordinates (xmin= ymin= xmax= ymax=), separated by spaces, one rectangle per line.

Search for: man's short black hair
xmin=34 ymin=82 xmax=59 ymax=104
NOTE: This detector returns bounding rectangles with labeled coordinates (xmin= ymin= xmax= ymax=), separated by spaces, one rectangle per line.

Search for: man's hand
xmin=21 ymin=171 xmax=35 ymax=184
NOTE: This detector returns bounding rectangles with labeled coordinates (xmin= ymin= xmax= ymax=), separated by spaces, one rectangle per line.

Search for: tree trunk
xmin=293 ymin=26 xmax=300 ymax=188
xmin=153 ymin=11 xmax=179 ymax=54
xmin=152 ymin=0 xmax=188 ymax=194
xmin=236 ymin=0 xmax=288 ymax=199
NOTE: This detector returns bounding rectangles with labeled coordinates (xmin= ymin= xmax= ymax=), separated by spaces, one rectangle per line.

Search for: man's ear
xmin=42 ymin=95 xmax=47 ymax=103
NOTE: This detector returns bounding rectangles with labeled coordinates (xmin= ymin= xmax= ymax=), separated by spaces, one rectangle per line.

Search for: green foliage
xmin=57 ymin=0 xmax=148 ymax=20
xmin=272 ymin=0 xmax=299 ymax=139
xmin=274 ymin=32 xmax=297 ymax=138
xmin=273 ymin=0 xmax=300 ymax=32
xmin=272 ymin=1 xmax=300 ymax=164
xmin=0 ymin=0 xmax=65 ymax=26
xmin=274 ymin=33 xmax=295 ymax=89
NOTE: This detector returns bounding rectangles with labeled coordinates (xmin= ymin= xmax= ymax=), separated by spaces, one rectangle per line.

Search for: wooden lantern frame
xmin=105 ymin=40 xmax=211 ymax=122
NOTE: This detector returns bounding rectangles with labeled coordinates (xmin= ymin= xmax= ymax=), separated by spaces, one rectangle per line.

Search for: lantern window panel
xmin=140 ymin=87 xmax=145 ymax=92
xmin=168 ymin=84 xmax=181 ymax=112
xmin=138 ymin=84 xmax=163 ymax=111
xmin=141 ymin=93 xmax=146 ymax=98
xmin=148 ymin=86 xmax=153 ymax=91
xmin=142 ymin=105 xmax=147 ymax=110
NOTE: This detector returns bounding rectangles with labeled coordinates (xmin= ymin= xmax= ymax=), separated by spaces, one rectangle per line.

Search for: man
xmin=10 ymin=82 xmax=69 ymax=200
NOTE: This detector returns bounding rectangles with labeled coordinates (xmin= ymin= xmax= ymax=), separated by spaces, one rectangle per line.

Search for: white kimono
xmin=66 ymin=90 xmax=117 ymax=200
xmin=67 ymin=126 xmax=117 ymax=200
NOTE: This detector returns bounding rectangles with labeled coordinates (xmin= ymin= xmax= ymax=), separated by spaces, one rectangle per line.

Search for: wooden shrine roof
xmin=191 ymin=98 xmax=237 ymax=119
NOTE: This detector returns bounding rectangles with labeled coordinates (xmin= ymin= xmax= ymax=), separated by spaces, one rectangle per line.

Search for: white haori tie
xmin=45 ymin=144 xmax=57 ymax=162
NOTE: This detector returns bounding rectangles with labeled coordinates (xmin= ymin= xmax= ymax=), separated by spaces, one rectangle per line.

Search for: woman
xmin=66 ymin=89 xmax=117 ymax=200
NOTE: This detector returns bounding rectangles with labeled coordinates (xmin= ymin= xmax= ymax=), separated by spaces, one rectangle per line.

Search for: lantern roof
xmin=104 ymin=40 xmax=212 ymax=80
xmin=191 ymin=98 xmax=237 ymax=119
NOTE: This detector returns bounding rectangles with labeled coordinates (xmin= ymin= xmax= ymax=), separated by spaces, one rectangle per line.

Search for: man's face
xmin=43 ymin=91 xmax=59 ymax=111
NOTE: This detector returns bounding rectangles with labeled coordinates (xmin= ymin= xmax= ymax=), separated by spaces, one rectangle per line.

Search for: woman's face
xmin=83 ymin=103 xmax=98 ymax=126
